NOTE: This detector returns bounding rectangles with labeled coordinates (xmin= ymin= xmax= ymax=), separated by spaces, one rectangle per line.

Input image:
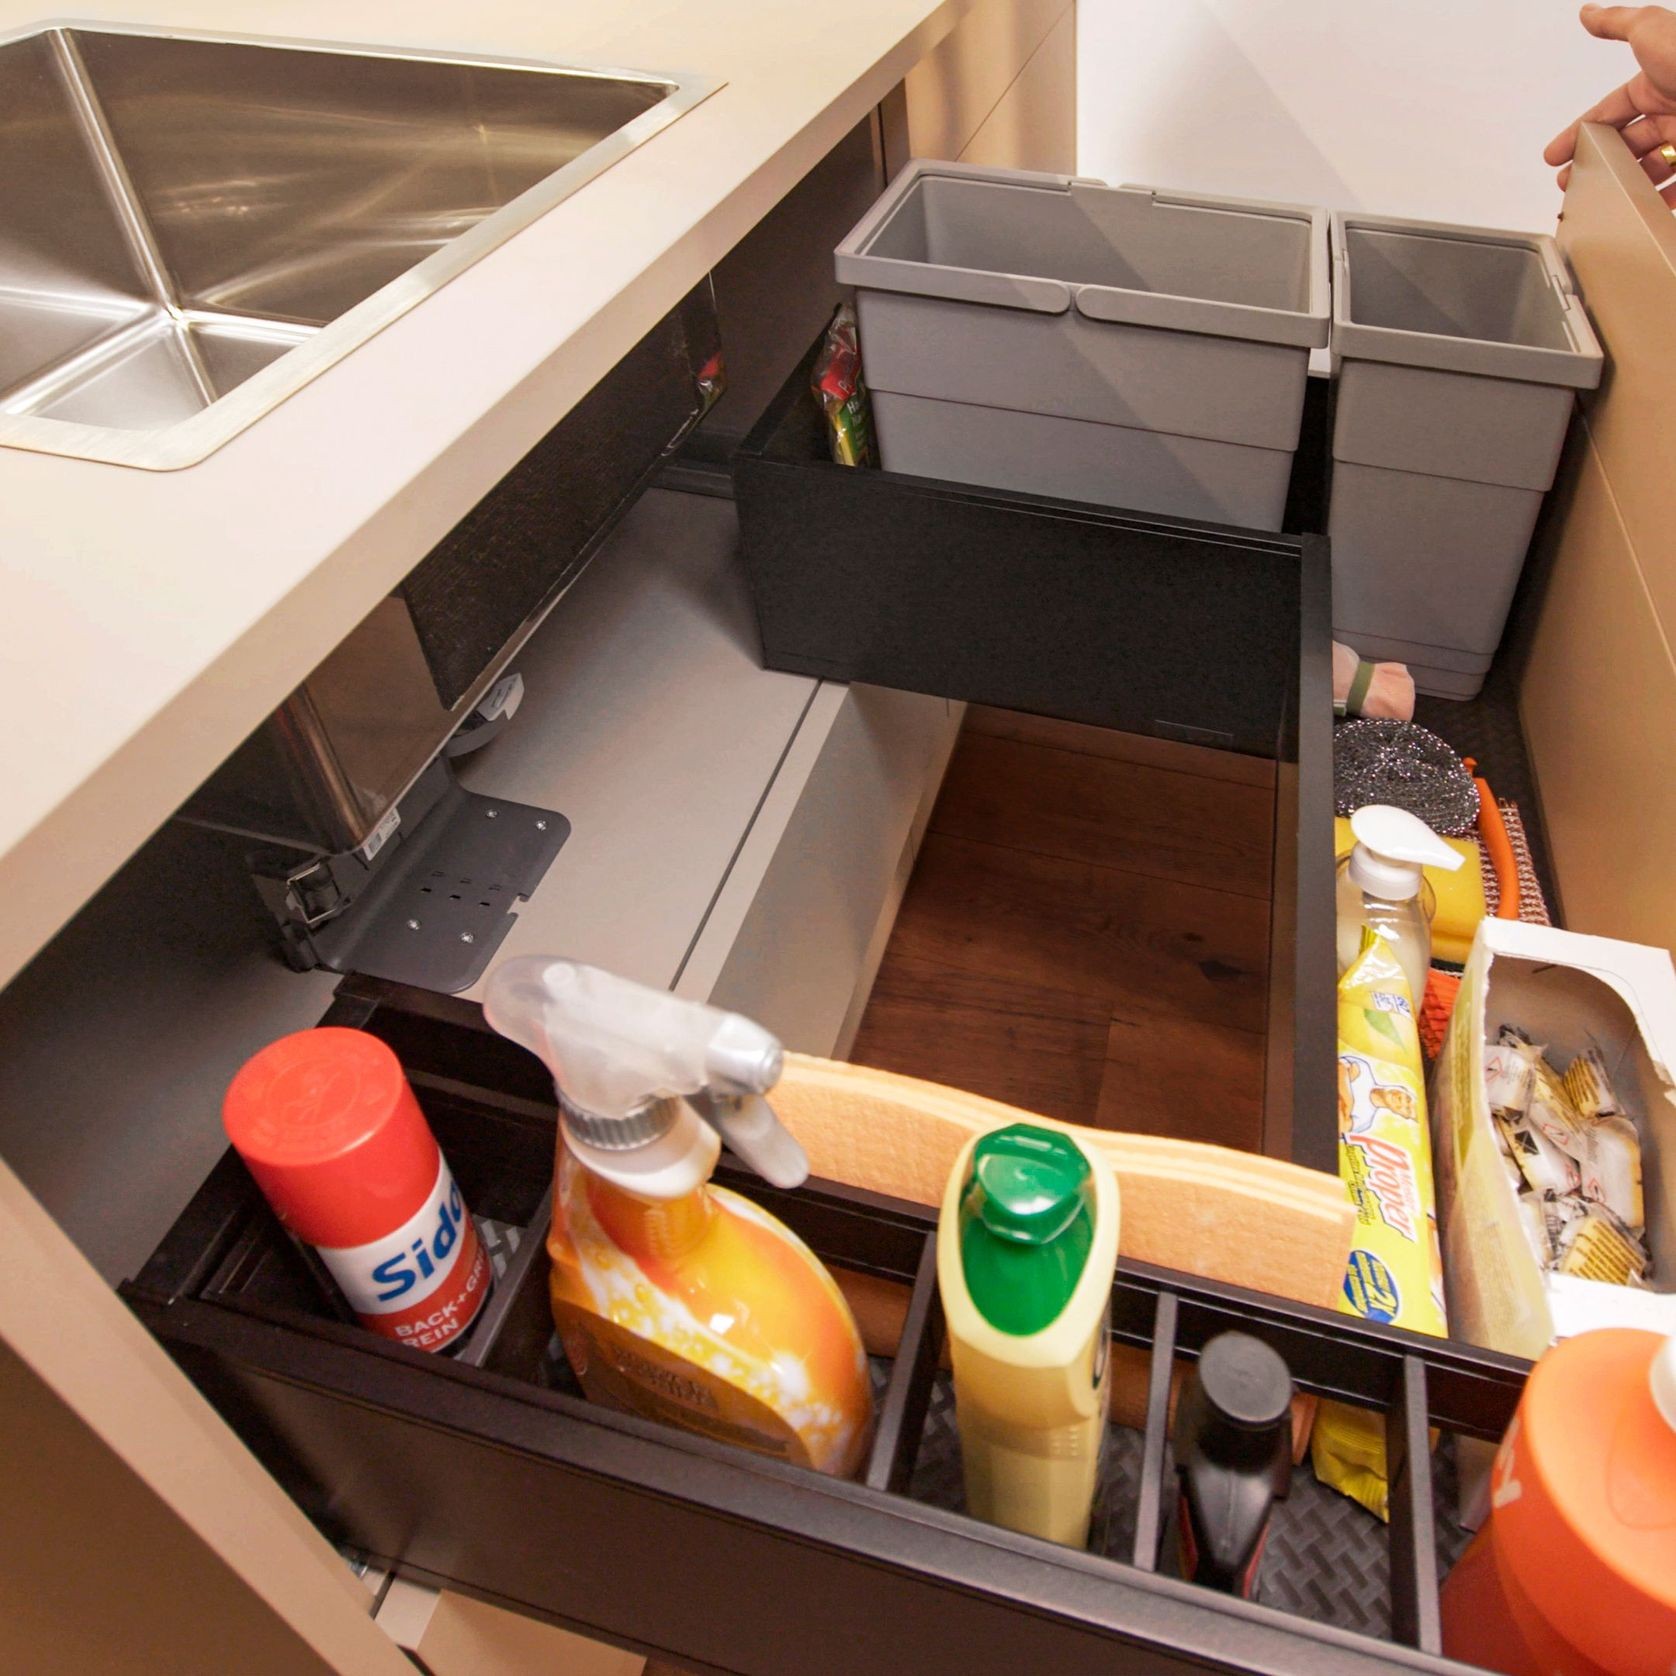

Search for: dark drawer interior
xmin=125 ymin=979 xmax=1529 ymax=1676
xmin=737 ymin=343 xmax=1337 ymax=1168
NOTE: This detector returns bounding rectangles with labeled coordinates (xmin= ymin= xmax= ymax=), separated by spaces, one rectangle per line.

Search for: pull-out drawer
xmin=733 ymin=346 xmax=1336 ymax=1167
xmin=125 ymin=979 xmax=1528 ymax=1676
xmin=126 ymin=352 xmax=1392 ymax=1668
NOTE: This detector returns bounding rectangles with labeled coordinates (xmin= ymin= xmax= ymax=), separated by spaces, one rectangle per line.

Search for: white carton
xmin=1430 ymin=917 xmax=1676 ymax=1360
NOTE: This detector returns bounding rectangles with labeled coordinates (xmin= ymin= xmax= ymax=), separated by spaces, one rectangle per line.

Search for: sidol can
xmin=222 ymin=1027 xmax=491 ymax=1352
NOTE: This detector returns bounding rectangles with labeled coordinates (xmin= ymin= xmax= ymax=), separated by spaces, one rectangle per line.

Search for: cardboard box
xmin=1431 ymin=918 xmax=1676 ymax=1360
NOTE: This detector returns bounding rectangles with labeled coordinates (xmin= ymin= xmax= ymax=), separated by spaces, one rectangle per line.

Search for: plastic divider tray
xmin=125 ymin=977 xmax=1530 ymax=1676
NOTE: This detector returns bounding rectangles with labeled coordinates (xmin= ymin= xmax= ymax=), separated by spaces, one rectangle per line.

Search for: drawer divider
xmin=864 ymin=1233 xmax=943 ymax=1494
xmin=1385 ymin=1353 xmax=1443 ymax=1654
xmin=1131 ymin=1289 xmax=1179 ymax=1572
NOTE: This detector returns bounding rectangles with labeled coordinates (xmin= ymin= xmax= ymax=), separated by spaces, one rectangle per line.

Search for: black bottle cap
xmin=1196 ymin=1331 xmax=1292 ymax=1432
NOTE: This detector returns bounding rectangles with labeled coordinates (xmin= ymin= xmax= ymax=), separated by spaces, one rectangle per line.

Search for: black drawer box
xmin=735 ymin=354 xmax=1337 ymax=1170
xmin=733 ymin=343 xmax=1330 ymax=757
xmin=125 ymin=978 xmax=1529 ymax=1676
xmin=125 ymin=354 xmax=1390 ymax=1670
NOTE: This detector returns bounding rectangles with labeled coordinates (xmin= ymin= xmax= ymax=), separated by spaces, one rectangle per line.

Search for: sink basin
xmin=0 ymin=24 xmax=716 ymax=467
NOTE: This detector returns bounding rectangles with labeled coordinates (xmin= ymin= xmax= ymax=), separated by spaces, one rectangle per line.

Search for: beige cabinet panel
xmin=1556 ymin=124 xmax=1676 ymax=629
xmin=0 ymin=1158 xmax=409 ymax=1676
xmin=1523 ymin=428 xmax=1676 ymax=953
xmin=905 ymin=0 xmax=1073 ymax=162
xmin=958 ymin=4 xmax=1078 ymax=174
xmin=1524 ymin=122 xmax=1676 ymax=955
xmin=379 ymin=1579 xmax=643 ymax=1676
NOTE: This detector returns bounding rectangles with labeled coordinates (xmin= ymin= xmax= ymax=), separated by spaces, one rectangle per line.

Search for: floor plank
xmin=849 ymin=953 xmax=1110 ymax=1126
xmin=932 ymin=730 xmax=1275 ymax=899
xmin=1097 ymin=1011 xmax=1265 ymax=1150
xmin=881 ymin=831 xmax=1270 ymax=1035
xmin=963 ymin=705 xmax=1278 ymax=788
xmin=849 ymin=718 xmax=1274 ymax=1151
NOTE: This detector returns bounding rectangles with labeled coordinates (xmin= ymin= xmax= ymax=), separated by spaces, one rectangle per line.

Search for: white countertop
xmin=0 ymin=0 xmax=969 ymax=991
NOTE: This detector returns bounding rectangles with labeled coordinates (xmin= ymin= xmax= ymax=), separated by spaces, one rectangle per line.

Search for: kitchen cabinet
xmin=1521 ymin=122 xmax=1676 ymax=951
xmin=0 ymin=4 xmax=1079 ymax=1671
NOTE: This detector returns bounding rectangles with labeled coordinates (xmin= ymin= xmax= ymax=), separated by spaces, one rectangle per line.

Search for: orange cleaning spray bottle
xmin=483 ymin=958 xmax=873 ymax=1478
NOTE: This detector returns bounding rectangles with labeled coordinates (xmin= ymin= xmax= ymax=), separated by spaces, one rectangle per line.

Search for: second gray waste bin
xmin=1329 ymin=212 xmax=1603 ymax=698
xmin=834 ymin=160 xmax=1329 ymax=530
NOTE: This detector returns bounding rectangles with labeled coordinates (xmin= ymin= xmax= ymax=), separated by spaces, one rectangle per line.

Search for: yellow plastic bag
xmin=1312 ymin=928 xmax=1447 ymax=1519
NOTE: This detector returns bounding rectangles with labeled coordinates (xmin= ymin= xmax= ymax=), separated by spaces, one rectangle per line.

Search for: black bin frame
xmin=125 ymin=979 xmax=1530 ymax=1676
xmin=734 ymin=345 xmax=1337 ymax=1168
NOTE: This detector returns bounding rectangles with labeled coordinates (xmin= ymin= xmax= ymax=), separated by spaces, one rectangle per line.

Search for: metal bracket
xmin=253 ymin=759 xmax=568 ymax=993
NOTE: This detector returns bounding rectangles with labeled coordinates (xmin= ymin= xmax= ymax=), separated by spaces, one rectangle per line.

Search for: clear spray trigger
xmin=481 ymin=956 xmax=808 ymax=1188
xmin=689 ymin=1090 xmax=809 ymax=1189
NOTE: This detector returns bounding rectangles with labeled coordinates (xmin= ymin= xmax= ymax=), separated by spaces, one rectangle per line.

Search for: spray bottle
xmin=1335 ymin=804 xmax=1465 ymax=1001
xmin=483 ymin=957 xmax=873 ymax=1479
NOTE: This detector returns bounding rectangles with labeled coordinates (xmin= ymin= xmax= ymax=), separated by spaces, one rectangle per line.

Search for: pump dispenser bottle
xmin=483 ymin=957 xmax=873 ymax=1479
xmin=1335 ymin=804 xmax=1465 ymax=1001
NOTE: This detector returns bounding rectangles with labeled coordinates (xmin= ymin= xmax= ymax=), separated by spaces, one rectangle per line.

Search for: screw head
xmin=535 ymin=819 xmax=547 ymax=831
xmin=406 ymin=918 xmax=421 ymax=930
xmin=484 ymin=808 xmax=499 ymax=819
xmin=459 ymin=931 xmax=475 ymax=944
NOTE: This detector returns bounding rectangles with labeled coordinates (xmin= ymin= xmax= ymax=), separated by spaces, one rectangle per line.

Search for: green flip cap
xmin=960 ymin=1123 xmax=1094 ymax=1336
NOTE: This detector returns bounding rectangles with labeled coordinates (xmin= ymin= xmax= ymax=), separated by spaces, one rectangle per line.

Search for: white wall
xmin=1078 ymin=1 xmax=1625 ymax=233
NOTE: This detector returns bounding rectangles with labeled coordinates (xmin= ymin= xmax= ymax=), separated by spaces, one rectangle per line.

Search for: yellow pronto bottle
xmin=937 ymin=1123 xmax=1120 ymax=1546
xmin=484 ymin=958 xmax=873 ymax=1479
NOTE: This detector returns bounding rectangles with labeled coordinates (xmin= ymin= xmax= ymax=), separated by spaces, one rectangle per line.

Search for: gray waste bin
xmin=1329 ymin=212 xmax=1603 ymax=698
xmin=834 ymin=160 xmax=1329 ymax=530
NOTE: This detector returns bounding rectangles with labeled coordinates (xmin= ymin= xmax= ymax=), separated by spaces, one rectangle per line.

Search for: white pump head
xmin=1347 ymin=805 xmax=1464 ymax=901
xmin=482 ymin=957 xmax=809 ymax=1195
xmin=1652 ymin=1333 xmax=1676 ymax=1433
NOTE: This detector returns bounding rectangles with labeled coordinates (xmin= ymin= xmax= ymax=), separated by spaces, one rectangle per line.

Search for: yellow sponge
xmin=1333 ymin=817 xmax=1486 ymax=965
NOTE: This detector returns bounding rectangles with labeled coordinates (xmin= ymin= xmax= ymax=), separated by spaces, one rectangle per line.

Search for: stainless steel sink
xmin=0 ymin=24 xmax=716 ymax=467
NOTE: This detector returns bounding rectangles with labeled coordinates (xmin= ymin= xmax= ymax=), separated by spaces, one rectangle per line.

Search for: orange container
xmin=1441 ymin=1329 xmax=1676 ymax=1674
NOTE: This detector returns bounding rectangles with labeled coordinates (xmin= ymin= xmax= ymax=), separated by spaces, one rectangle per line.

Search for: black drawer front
xmin=125 ymin=982 xmax=1527 ymax=1676
xmin=733 ymin=343 xmax=1330 ymax=760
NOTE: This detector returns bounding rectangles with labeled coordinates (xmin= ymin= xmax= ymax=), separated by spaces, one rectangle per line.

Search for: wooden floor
xmin=849 ymin=708 xmax=1278 ymax=1151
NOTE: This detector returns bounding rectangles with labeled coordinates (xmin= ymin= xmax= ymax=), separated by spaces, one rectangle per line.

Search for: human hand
xmin=1545 ymin=4 xmax=1676 ymax=202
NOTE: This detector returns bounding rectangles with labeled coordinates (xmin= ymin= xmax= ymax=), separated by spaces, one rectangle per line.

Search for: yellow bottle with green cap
xmin=937 ymin=1122 xmax=1121 ymax=1546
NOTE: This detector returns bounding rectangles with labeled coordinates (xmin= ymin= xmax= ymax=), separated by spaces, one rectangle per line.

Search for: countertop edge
xmin=0 ymin=0 xmax=972 ymax=993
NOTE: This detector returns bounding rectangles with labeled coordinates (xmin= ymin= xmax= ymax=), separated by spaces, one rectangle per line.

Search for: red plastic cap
xmin=223 ymin=1028 xmax=440 ymax=1248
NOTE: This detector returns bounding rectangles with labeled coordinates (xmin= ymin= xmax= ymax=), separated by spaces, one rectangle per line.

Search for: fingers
xmin=1545 ymin=67 xmax=1676 ymax=166
xmin=1546 ymin=120 xmax=1583 ymax=166
xmin=1546 ymin=81 xmax=1641 ymax=163
xmin=1568 ymin=2 xmax=1676 ymax=41
xmin=1622 ymin=109 xmax=1676 ymax=177
xmin=1581 ymin=76 xmax=1657 ymax=127
xmin=1579 ymin=4 xmax=1646 ymax=43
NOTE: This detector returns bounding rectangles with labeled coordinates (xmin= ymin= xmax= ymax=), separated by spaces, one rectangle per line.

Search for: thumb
xmin=1580 ymin=4 xmax=1646 ymax=41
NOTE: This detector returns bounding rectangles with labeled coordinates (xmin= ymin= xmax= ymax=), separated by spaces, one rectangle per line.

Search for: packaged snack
xmin=1560 ymin=1047 xmax=1646 ymax=1229
xmin=810 ymin=304 xmax=875 ymax=467
xmin=1493 ymin=1108 xmax=1581 ymax=1196
xmin=1580 ymin=1113 xmax=1645 ymax=1230
xmin=1522 ymin=1043 xmax=1589 ymax=1160
xmin=1483 ymin=1038 xmax=1531 ymax=1115
xmin=1555 ymin=1207 xmax=1649 ymax=1286
xmin=1564 ymin=1046 xmax=1622 ymax=1121
xmin=1537 ymin=1189 xmax=1591 ymax=1266
xmin=1313 ymin=928 xmax=1447 ymax=1520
